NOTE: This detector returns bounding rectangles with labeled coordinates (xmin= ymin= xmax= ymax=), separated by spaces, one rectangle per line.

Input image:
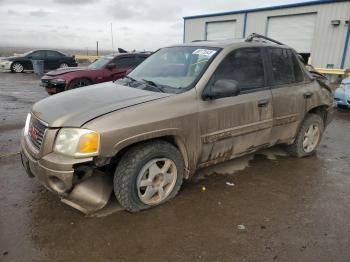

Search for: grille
xmin=28 ymin=115 xmax=47 ymax=151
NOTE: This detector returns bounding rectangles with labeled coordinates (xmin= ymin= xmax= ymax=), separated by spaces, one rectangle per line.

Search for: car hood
xmin=46 ymin=67 xmax=88 ymax=76
xmin=32 ymin=82 xmax=173 ymax=127
xmin=6 ymin=56 xmax=24 ymax=61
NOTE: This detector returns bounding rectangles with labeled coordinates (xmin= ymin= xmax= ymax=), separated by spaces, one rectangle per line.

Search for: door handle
xmin=258 ymin=99 xmax=269 ymax=107
xmin=304 ymin=91 xmax=313 ymax=99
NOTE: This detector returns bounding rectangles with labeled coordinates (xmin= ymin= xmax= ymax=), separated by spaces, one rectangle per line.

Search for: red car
xmin=41 ymin=53 xmax=150 ymax=94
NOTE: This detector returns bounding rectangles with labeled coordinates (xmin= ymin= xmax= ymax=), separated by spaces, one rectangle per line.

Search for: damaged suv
xmin=21 ymin=34 xmax=334 ymax=214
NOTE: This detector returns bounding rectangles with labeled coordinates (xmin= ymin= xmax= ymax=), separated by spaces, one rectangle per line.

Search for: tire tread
xmin=114 ymin=140 xmax=184 ymax=212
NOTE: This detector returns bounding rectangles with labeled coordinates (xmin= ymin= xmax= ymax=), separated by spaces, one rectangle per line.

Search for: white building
xmin=183 ymin=0 xmax=350 ymax=69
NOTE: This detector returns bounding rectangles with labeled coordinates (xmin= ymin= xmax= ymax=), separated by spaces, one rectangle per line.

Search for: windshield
xmin=126 ymin=46 xmax=219 ymax=91
xmin=22 ymin=51 xmax=34 ymax=56
xmin=88 ymin=56 xmax=113 ymax=70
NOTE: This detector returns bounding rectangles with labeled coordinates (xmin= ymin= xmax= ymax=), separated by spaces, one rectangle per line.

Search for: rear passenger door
xmin=267 ymin=47 xmax=307 ymax=144
xmin=198 ymin=48 xmax=273 ymax=166
xmin=44 ymin=51 xmax=62 ymax=70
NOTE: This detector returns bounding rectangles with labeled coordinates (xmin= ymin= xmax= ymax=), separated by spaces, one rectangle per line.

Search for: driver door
xmin=198 ymin=47 xmax=273 ymax=166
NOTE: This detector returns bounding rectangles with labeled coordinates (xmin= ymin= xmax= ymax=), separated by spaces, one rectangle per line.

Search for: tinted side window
xmin=30 ymin=51 xmax=44 ymax=58
xmin=268 ymin=48 xmax=294 ymax=85
xmin=291 ymin=52 xmax=304 ymax=83
xmin=46 ymin=51 xmax=62 ymax=58
xmin=115 ymin=57 xmax=136 ymax=68
xmin=136 ymin=56 xmax=148 ymax=64
xmin=212 ymin=48 xmax=265 ymax=92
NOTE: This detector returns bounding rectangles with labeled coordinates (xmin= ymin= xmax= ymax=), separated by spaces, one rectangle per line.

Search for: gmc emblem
xmin=30 ymin=126 xmax=39 ymax=140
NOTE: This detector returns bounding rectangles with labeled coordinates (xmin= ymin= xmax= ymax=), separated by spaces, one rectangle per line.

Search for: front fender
xmin=111 ymin=128 xmax=192 ymax=177
xmin=112 ymin=128 xmax=184 ymax=153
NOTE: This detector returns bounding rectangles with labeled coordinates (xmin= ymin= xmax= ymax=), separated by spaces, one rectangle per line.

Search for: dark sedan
xmin=41 ymin=53 xmax=150 ymax=95
xmin=1 ymin=50 xmax=77 ymax=73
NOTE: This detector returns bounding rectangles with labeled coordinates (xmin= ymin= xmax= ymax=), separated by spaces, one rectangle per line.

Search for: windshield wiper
xmin=124 ymin=75 xmax=137 ymax=82
xmin=141 ymin=79 xmax=165 ymax=93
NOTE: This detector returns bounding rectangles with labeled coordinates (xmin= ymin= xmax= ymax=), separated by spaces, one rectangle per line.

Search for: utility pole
xmin=111 ymin=23 xmax=115 ymax=55
xmin=96 ymin=41 xmax=99 ymax=56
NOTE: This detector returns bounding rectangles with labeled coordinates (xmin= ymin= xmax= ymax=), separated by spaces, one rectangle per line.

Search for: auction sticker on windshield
xmin=192 ymin=49 xmax=217 ymax=57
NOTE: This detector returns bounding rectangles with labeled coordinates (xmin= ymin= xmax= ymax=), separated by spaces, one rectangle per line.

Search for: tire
xmin=286 ymin=113 xmax=324 ymax=157
xmin=66 ymin=78 xmax=92 ymax=90
xmin=11 ymin=62 xmax=24 ymax=73
xmin=114 ymin=140 xmax=184 ymax=212
xmin=59 ymin=62 xmax=68 ymax=68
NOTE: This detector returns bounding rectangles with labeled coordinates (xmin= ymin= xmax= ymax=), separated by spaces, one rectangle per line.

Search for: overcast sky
xmin=0 ymin=0 xmax=308 ymax=51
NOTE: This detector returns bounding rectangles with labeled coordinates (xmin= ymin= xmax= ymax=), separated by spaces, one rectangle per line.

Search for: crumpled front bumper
xmin=41 ymin=76 xmax=67 ymax=94
xmin=20 ymin=136 xmax=113 ymax=214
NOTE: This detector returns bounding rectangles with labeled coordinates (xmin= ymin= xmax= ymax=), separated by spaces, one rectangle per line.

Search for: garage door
xmin=267 ymin=13 xmax=317 ymax=53
xmin=206 ymin=20 xmax=236 ymax=40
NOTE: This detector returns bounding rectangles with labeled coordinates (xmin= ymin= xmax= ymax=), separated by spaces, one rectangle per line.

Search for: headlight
xmin=51 ymin=78 xmax=66 ymax=85
xmin=24 ymin=113 xmax=31 ymax=136
xmin=54 ymin=128 xmax=100 ymax=157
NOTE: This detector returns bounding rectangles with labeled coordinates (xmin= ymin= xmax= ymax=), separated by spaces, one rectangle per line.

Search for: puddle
xmin=196 ymin=146 xmax=288 ymax=179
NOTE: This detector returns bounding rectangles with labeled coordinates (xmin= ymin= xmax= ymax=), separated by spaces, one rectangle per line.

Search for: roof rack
xmin=245 ymin=33 xmax=284 ymax=46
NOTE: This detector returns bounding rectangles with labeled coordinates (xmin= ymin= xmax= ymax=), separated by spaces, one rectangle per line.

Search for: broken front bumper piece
xmin=21 ymin=136 xmax=113 ymax=214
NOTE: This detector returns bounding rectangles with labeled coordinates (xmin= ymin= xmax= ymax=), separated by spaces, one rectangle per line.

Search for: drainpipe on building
xmin=340 ymin=18 xmax=350 ymax=69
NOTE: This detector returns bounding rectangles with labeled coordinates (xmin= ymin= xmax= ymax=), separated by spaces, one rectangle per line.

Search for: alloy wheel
xmin=303 ymin=123 xmax=320 ymax=153
xmin=136 ymin=158 xmax=177 ymax=205
xmin=13 ymin=63 xmax=23 ymax=73
xmin=59 ymin=63 xmax=68 ymax=68
xmin=73 ymin=80 xmax=88 ymax=88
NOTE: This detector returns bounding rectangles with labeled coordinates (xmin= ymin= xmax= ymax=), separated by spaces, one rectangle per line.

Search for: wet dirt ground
xmin=1 ymin=73 xmax=350 ymax=262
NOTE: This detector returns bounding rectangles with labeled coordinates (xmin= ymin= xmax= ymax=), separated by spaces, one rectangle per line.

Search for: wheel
xmin=11 ymin=62 xmax=24 ymax=73
xmin=114 ymin=140 xmax=184 ymax=212
xmin=66 ymin=78 xmax=91 ymax=90
xmin=59 ymin=62 xmax=68 ymax=68
xmin=286 ymin=113 xmax=324 ymax=157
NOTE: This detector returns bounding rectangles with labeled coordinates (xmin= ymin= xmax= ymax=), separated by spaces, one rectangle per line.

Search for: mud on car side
xmin=20 ymin=34 xmax=334 ymax=214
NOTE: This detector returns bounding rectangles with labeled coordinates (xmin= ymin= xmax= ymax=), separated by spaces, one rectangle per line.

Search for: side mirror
xmin=106 ymin=63 xmax=116 ymax=70
xmin=202 ymin=79 xmax=240 ymax=100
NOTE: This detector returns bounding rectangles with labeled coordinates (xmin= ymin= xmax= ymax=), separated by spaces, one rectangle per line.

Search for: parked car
xmin=334 ymin=77 xmax=350 ymax=108
xmin=20 ymin=34 xmax=334 ymax=214
xmin=0 ymin=50 xmax=77 ymax=73
xmin=41 ymin=53 xmax=150 ymax=94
